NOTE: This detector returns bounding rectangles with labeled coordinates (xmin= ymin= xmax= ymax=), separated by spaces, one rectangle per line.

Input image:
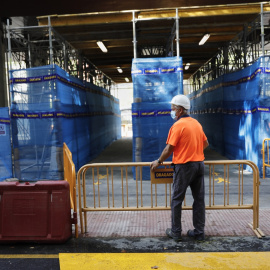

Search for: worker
xmin=150 ymin=94 xmax=209 ymax=242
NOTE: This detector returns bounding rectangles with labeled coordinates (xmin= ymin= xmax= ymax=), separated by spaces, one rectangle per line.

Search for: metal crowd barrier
xmin=77 ymin=160 xmax=263 ymax=238
xmin=261 ymin=138 xmax=270 ymax=179
xmin=63 ymin=143 xmax=78 ymax=238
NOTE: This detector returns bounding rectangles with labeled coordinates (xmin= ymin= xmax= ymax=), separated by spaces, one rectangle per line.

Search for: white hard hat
xmin=170 ymin=94 xmax=190 ymax=110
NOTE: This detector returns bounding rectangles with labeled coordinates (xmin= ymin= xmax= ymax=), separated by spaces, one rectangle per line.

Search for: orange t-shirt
xmin=166 ymin=116 xmax=207 ymax=164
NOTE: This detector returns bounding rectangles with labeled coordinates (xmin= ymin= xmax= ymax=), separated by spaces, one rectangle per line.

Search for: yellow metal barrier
xmin=63 ymin=143 xmax=78 ymax=238
xmin=77 ymin=160 xmax=262 ymax=238
xmin=261 ymin=138 xmax=270 ymax=179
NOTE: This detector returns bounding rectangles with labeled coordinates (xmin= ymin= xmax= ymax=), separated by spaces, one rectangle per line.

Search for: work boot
xmin=187 ymin=229 xmax=205 ymax=241
xmin=165 ymin=228 xmax=182 ymax=242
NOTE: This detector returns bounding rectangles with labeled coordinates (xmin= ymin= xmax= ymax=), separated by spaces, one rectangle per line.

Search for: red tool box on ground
xmin=0 ymin=181 xmax=72 ymax=243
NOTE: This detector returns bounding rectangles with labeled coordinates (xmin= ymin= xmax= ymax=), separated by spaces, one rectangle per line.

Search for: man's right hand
xmin=150 ymin=160 xmax=160 ymax=171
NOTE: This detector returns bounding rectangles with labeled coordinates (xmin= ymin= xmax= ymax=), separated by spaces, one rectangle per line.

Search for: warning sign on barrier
xmin=151 ymin=168 xmax=174 ymax=184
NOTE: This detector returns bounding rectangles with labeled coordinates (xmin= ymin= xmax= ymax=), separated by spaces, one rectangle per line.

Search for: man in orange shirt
xmin=150 ymin=94 xmax=209 ymax=242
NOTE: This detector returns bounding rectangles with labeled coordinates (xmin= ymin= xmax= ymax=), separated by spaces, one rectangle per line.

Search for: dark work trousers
xmin=171 ymin=161 xmax=205 ymax=236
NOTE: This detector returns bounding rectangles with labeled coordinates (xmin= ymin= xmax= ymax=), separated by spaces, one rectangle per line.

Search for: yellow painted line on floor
xmin=0 ymin=254 xmax=59 ymax=259
xmin=59 ymin=252 xmax=270 ymax=270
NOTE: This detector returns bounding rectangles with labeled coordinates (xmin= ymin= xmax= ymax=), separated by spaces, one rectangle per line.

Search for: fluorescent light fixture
xmin=117 ymin=67 xmax=123 ymax=73
xmin=97 ymin=41 xmax=108 ymax=53
xmin=125 ymin=77 xmax=129 ymax=82
xmin=185 ymin=63 xmax=190 ymax=70
xmin=199 ymin=34 xmax=210 ymax=46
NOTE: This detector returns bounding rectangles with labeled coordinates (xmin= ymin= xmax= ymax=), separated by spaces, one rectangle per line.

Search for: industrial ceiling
xmin=2 ymin=1 xmax=269 ymax=83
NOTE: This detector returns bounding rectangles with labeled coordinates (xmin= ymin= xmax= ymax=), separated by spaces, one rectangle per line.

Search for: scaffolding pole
xmin=48 ymin=16 xmax=53 ymax=65
xmin=7 ymin=19 xmax=12 ymax=71
xmin=27 ymin=34 xmax=32 ymax=68
xmin=175 ymin=8 xmax=180 ymax=57
xmin=260 ymin=2 xmax=265 ymax=57
xmin=132 ymin=11 xmax=137 ymax=59
xmin=260 ymin=2 xmax=266 ymax=97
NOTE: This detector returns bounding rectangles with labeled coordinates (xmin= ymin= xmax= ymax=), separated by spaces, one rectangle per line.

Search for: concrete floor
xmin=80 ymin=137 xmax=270 ymax=239
xmin=1 ymin=137 xmax=270 ymax=270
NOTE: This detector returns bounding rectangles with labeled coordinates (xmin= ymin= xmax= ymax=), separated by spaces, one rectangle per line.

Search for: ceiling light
xmin=199 ymin=34 xmax=210 ymax=46
xmin=97 ymin=41 xmax=108 ymax=53
xmin=125 ymin=77 xmax=129 ymax=82
xmin=185 ymin=63 xmax=190 ymax=70
xmin=117 ymin=67 xmax=123 ymax=73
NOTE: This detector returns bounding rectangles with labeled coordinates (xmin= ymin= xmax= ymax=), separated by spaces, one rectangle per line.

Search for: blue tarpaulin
xmin=9 ymin=65 xmax=121 ymax=181
xmin=132 ymin=56 xmax=270 ymax=178
xmin=0 ymin=107 xmax=12 ymax=181
xmin=132 ymin=57 xmax=183 ymax=179
xmin=189 ymin=56 xmax=270 ymax=176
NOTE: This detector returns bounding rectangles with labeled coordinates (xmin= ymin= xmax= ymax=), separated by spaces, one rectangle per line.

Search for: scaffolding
xmin=187 ymin=9 xmax=270 ymax=93
xmin=4 ymin=17 xmax=115 ymax=93
xmin=5 ymin=18 xmax=121 ymax=181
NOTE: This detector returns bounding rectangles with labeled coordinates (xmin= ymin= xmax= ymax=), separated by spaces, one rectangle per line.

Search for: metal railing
xmin=63 ymin=143 xmax=78 ymax=238
xmin=261 ymin=138 xmax=270 ymax=179
xmin=77 ymin=160 xmax=263 ymax=238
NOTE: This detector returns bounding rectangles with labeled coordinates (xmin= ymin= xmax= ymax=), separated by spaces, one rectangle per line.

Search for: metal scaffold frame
xmin=4 ymin=17 xmax=115 ymax=93
xmin=132 ymin=9 xmax=180 ymax=59
xmin=4 ymin=6 xmax=270 ymax=95
xmin=188 ymin=7 xmax=270 ymax=93
xmin=5 ymin=17 xmax=121 ymax=180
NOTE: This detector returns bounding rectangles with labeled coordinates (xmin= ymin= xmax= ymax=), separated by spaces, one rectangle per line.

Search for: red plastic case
xmin=0 ymin=181 xmax=72 ymax=243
